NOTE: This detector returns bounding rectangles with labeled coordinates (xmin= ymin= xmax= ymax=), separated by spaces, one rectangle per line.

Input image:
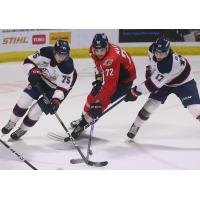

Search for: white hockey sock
xmin=83 ymin=112 xmax=93 ymax=123
xmin=134 ymin=98 xmax=161 ymax=127
xmin=10 ymin=92 xmax=34 ymax=124
xmin=10 ymin=114 xmax=21 ymax=124
xmin=134 ymin=116 xmax=146 ymax=127
xmin=20 ymin=103 xmax=43 ymax=131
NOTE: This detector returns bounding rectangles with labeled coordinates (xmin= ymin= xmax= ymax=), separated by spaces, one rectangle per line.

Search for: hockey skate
xmin=65 ymin=117 xmax=88 ymax=142
xmin=1 ymin=120 xmax=16 ymax=135
xmin=70 ymin=118 xmax=82 ymax=128
xmin=10 ymin=128 xmax=27 ymax=141
xmin=127 ymin=123 xmax=140 ymax=139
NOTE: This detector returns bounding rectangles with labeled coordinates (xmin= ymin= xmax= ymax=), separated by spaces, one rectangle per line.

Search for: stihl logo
xmin=32 ymin=35 xmax=46 ymax=45
xmin=2 ymin=37 xmax=28 ymax=44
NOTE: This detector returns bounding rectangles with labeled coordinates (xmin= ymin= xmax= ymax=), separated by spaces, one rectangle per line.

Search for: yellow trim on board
xmin=0 ymin=46 xmax=200 ymax=63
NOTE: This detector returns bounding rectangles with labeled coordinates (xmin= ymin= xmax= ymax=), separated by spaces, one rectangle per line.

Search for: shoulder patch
xmin=157 ymin=54 xmax=173 ymax=74
xmin=40 ymin=47 xmax=54 ymax=59
xmin=103 ymin=59 xmax=114 ymax=66
xmin=148 ymin=43 xmax=155 ymax=53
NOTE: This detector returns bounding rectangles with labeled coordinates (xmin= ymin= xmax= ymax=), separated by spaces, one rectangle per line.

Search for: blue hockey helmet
xmin=92 ymin=33 xmax=109 ymax=49
xmin=153 ymin=37 xmax=170 ymax=53
xmin=54 ymin=40 xmax=70 ymax=55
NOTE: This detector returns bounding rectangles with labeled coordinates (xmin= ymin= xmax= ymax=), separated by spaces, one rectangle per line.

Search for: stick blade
xmin=70 ymin=158 xmax=84 ymax=164
xmin=87 ymin=160 xmax=108 ymax=167
xmin=70 ymin=158 xmax=108 ymax=167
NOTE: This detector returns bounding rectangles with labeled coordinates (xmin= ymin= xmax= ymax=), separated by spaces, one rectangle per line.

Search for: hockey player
xmin=1 ymin=40 xmax=77 ymax=140
xmin=69 ymin=33 xmax=136 ymax=141
xmin=124 ymin=37 xmax=200 ymax=139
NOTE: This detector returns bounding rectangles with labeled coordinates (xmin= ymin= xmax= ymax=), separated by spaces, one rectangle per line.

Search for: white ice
xmin=0 ymin=56 xmax=200 ymax=170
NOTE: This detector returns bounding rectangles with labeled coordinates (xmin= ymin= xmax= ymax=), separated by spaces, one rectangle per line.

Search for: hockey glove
xmin=89 ymin=102 xmax=102 ymax=119
xmin=145 ymin=65 xmax=152 ymax=79
xmin=28 ymin=67 xmax=42 ymax=87
xmin=95 ymin=73 xmax=103 ymax=81
xmin=124 ymin=86 xmax=141 ymax=102
xmin=48 ymin=98 xmax=61 ymax=114
xmin=91 ymin=80 xmax=102 ymax=96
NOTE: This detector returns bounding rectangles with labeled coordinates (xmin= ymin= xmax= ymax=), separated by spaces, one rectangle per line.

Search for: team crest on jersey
xmin=41 ymin=68 xmax=57 ymax=81
xmin=103 ymin=59 xmax=113 ymax=66
xmin=40 ymin=61 xmax=49 ymax=68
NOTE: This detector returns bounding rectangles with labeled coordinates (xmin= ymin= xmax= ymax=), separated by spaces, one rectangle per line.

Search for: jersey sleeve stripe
xmin=167 ymin=60 xmax=191 ymax=85
xmin=144 ymin=78 xmax=159 ymax=92
xmin=56 ymin=86 xmax=69 ymax=98
xmin=69 ymin=70 xmax=77 ymax=89
xmin=23 ymin=58 xmax=37 ymax=67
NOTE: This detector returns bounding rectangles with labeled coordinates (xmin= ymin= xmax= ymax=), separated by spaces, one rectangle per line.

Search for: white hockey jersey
xmin=136 ymin=45 xmax=193 ymax=95
xmin=23 ymin=47 xmax=77 ymax=101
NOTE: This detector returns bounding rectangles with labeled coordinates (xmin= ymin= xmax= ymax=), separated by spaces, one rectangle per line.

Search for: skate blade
xmin=7 ymin=137 xmax=21 ymax=142
xmin=126 ymin=139 xmax=135 ymax=143
xmin=8 ymin=137 xmax=14 ymax=142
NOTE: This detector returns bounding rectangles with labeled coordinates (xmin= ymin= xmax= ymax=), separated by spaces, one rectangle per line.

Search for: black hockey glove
xmin=91 ymin=80 xmax=102 ymax=96
xmin=47 ymin=98 xmax=61 ymax=114
xmin=145 ymin=65 xmax=152 ymax=79
xmin=124 ymin=86 xmax=141 ymax=102
xmin=89 ymin=102 xmax=102 ymax=119
xmin=28 ymin=67 xmax=42 ymax=87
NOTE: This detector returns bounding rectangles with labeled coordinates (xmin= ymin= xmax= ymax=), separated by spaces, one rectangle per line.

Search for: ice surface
xmin=0 ymin=56 xmax=200 ymax=170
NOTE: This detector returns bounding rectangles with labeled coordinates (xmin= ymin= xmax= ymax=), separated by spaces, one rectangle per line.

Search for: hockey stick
xmin=70 ymin=96 xmax=126 ymax=164
xmin=37 ymin=85 xmax=108 ymax=167
xmin=63 ymin=95 xmax=126 ymax=142
xmin=70 ymin=124 xmax=94 ymax=164
xmin=47 ymin=95 xmax=126 ymax=142
xmin=87 ymin=124 xmax=94 ymax=156
xmin=0 ymin=138 xmax=38 ymax=170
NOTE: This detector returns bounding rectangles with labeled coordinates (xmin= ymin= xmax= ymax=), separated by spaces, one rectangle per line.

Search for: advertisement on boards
xmin=119 ymin=29 xmax=200 ymax=43
xmin=49 ymin=32 xmax=71 ymax=44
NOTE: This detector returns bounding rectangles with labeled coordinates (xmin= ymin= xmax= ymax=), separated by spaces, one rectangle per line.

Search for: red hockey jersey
xmin=89 ymin=43 xmax=137 ymax=103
